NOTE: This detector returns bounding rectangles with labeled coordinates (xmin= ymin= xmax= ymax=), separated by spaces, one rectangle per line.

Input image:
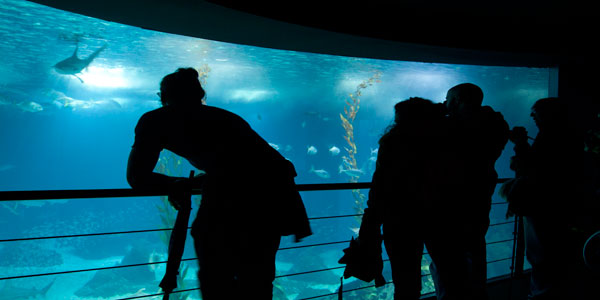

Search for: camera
xmin=509 ymin=126 xmax=529 ymax=144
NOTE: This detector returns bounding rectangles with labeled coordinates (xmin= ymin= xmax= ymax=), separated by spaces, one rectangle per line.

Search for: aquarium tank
xmin=0 ymin=0 xmax=551 ymax=299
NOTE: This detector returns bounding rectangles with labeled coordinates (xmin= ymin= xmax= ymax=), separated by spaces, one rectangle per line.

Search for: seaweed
xmin=196 ymin=64 xmax=211 ymax=105
xmin=339 ymin=71 xmax=381 ymax=225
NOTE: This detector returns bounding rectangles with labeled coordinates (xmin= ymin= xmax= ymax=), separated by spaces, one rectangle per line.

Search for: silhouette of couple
xmin=357 ymin=84 xmax=510 ymax=300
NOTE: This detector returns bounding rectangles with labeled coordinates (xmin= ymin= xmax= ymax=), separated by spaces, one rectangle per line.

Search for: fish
xmin=268 ymin=143 xmax=280 ymax=151
xmin=367 ymin=156 xmax=378 ymax=174
xmin=0 ymin=278 xmax=54 ymax=300
xmin=148 ymin=250 xmax=163 ymax=272
xmin=371 ymin=147 xmax=379 ymax=156
xmin=0 ymin=95 xmax=10 ymax=106
xmin=2 ymin=198 xmax=69 ymax=215
xmin=75 ymin=246 xmax=154 ymax=298
xmin=328 ymin=145 xmax=340 ymax=156
xmin=54 ymin=43 xmax=107 ymax=83
xmin=52 ymin=93 xmax=121 ymax=111
xmin=15 ymin=101 xmax=43 ymax=112
xmin=310 ymin=165 xmax=330 ymax=179
xmin=339 ymin=165 xmax=365 ymax=177
xmin=0 ymin=164 xmax=14 ymax=172
xmin=1 ymin=202 xmax=18 ymax=215
xmin=307 ymin=145 xmax=318 ymax=155
xmin=284 ymin=145 xmax=293 ymax=152
xmin=305 ymin=111 xmax=331 ymax=122
xmin=304 ymin=111 xmax=321 ymax=117
xmin=228 ymin=89 xmax=272 ymax=102
xmin=342 ymin=156 xmax=354 ymax=167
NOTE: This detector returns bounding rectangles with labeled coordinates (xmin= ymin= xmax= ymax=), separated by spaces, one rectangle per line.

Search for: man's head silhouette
xmin=159 ymin=68 xmax=206 ymax=106
xmin=445 ymin=83 xmax=483 ymax=119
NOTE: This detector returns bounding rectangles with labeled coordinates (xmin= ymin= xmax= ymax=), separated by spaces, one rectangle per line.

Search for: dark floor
xmin=422 ymin=267 xmax=599 ymax=300
xmin=422 ymin=273 xmax=531 ymax=300
xmin=487 ymin=274 xmax=531 ymax=300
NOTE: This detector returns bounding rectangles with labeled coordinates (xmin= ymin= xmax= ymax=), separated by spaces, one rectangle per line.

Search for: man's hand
xmin=168 ymin=179 xmax=191 ymax=211
xmin=190 ymin=173 xmax=205 ymax=188
xmin=168 ymin=194 xmax=190 ymax=211
xmin=167 ymin=173 xmax=204 ymax=210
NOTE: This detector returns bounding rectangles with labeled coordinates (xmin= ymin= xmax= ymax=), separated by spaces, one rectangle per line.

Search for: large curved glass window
xmin=0 ymin=0 xmax=549 ymax=298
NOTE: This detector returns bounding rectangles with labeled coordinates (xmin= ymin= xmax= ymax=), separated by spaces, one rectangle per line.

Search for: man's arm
xmin=127 ymin=145 xmax=205 ymax=210
xmin=126 ymin=146 xmax=179 ymax=189
xmin=127 ymin=113 xmax=182 ymax=190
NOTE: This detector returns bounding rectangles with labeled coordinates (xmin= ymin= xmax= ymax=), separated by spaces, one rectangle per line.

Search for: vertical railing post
xmin=510 ymin=216 xmax=518 ymax=278
xmin=508 ymin=214 xmax=525 ymax=300
xmin=160 ymin=170 xmax=194 ymax=299
xmin=514 ymin=215 xmax=525 ymax=277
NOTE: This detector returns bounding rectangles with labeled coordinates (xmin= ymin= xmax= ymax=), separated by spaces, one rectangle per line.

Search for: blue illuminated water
xmin=0 ymin=0 xmax=547 ymax=299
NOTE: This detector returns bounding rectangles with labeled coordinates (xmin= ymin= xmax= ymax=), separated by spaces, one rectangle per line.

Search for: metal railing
xmin=0 ymin=180 xmax=524 ymax=300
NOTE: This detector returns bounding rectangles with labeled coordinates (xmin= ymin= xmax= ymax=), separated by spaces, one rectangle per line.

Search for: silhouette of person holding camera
xmin=127 ymin=68 xmax=311 ymax=300
xmin=505 ymin=97 xmax=586 ymax=299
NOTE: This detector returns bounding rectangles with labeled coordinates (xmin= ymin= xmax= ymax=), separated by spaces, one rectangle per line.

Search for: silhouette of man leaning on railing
xmin=127 ymin=67 xmax=311 ymax=300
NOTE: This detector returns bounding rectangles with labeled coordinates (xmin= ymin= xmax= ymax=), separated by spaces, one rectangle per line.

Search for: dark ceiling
xmin=206 ymin=0 xmax=597 ymax=57
xmin=30 ymin=0 xmax=598 ymax=65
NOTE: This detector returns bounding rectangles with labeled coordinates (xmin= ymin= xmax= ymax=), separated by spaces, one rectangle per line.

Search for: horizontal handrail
xmin=0 ymin=179 xmax=511 ymax=201
xmin=0 ymin=182 xmax=373 ymax=201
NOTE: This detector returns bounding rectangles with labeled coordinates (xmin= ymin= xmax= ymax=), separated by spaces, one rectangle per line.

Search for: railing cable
xmin=0 ymin=182 xmax=373 ymax=202
xmin=0 ymin=218 xmax=514 ymax=244
xmin=279 ymin=240 xmax=349 ymax=251
xmin=117 ymin=287 xmax=200 ymax=300
xmin=0 ymin=227 xmax=172 ymax=243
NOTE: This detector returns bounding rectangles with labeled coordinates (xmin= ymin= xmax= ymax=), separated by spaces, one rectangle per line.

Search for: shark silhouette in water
xmin=54 ymin=43 xmax=107 ymax=83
